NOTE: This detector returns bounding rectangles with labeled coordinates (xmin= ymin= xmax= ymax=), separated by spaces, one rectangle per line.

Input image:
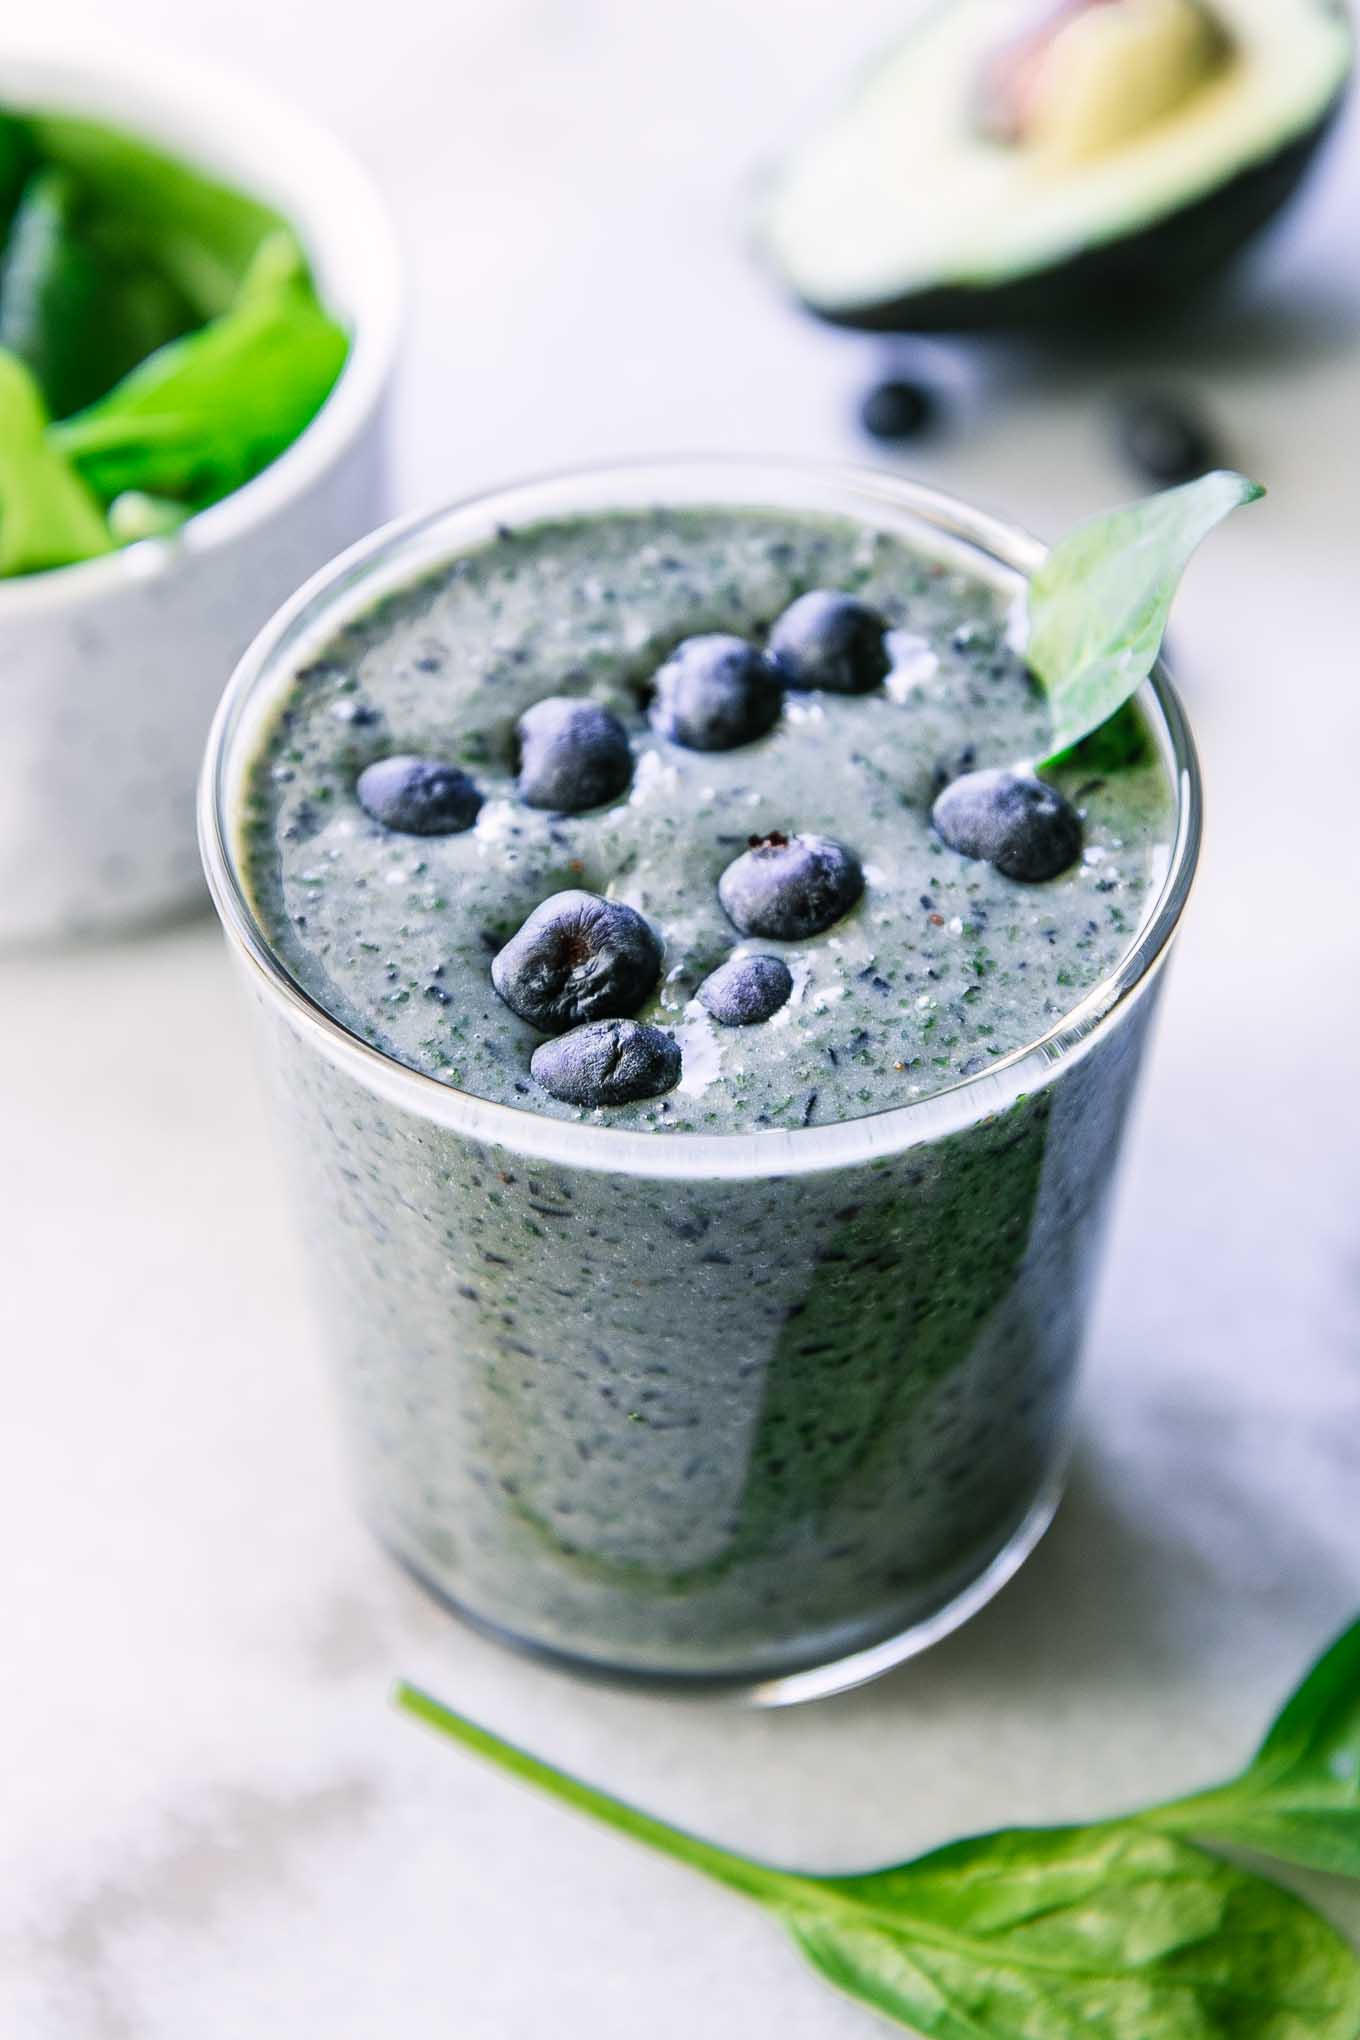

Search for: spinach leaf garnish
xmin=1029 ymin=470 xmax=1264 ymax=769
xmin=1145 ymin=1614 xmax=1360 ymax=1879
xmin=396 ymin=1672 xmax=1360 ymax=2040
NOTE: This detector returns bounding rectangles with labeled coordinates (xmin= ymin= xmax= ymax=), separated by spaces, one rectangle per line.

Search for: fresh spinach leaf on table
xmin=396 ymin=1658 xmax=1360 ymax=2040
xmin=1144 ymin=1614 xmax=1360 ymax=1880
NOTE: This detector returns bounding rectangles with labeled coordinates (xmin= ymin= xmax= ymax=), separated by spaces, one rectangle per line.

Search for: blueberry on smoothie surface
xmin=649 ymin=635 xmax=783 ymax=752
xmin=355 ymin=755 xmax=483 ymax=835
xmin=932 ymin=768 xmax=1083 ymax=883
xmin=768 ymin=591 xmax=890 ymax=694
xmin=515 ymin=697 xmax=633 ymax=812
xmin=718 ymin=832 xmax=864 ymax=941
xmin=491 ymin=890 xmax=663 ymax=1034
xmin=698 ymin=954 xmax=794 ymax=1026
xmin=530 ymin=1018 xmax=682 ymax=1108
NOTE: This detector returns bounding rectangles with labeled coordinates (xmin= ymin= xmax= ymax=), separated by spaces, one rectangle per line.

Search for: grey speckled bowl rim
xmin=199 ymin=456 xmax=1202 ymax=1182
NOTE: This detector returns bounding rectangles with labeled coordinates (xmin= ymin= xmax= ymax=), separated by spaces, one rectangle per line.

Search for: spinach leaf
xmin=0 ymin=168 xmax=195 ymax=419
xmin=0 ymin=109 xmax=36 ymax=242
xmin=1147 ymin=1616 xmax=1360 ymax=1879
xmin=796 ymin=1826 xmax=1359 ymax=2040
xmin=395 ymin=1684 xmax=1360 ymax=2040
xmin=53 ymin=231 xmax=348 ymax=513
xmin=26 ymin=111 xmax=284 ymax=317
xmin=0 ymin=348 xmax=111 ymax=574
xmin=1029 ymin=471 xmax=1264 ymax=769
xmin=0 ymin=170 xmax=107 ymax=417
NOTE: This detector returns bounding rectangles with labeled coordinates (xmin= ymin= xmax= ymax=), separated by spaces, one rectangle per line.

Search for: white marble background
xmin=4 ymin=2 xmax=1360 ymax=2033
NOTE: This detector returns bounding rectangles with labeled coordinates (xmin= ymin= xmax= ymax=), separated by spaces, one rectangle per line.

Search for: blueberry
xmin=768 ymin=591 xmax=890 ymax=694
xmin=932 ymin=769 xmax=1082 ymax=882
xmin=515 ymin=697 xmax=632 ymax=811
xmin=531 ymin=1018 xmax=681 ymax=1107
xmin=698 ymin=953 xmax=794 ymax=1026
xmin=1116 ymin=392 xmax=1220 ymax=487
xmin=649 ymin=635 xmax=783 ymax=752
xmin=859 ymin=377 xmax=936 ymax=443
xmin=718 ymin=832 xmax=864 ymax=940
xmin=491 ymin=889 xmax=662 ymax=1033
xmin=355 ymin=755 xmax=481 ymax=835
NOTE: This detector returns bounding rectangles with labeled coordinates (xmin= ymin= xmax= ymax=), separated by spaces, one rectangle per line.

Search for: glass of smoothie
xmin=200 ymin=458 xmax=1198 ymax=1703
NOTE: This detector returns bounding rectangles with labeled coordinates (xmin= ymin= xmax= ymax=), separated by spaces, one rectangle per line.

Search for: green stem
xmin=1134 ymin=1787 xmax=1246 ymax=1836
xmin=393 ymin=1683 xmax=799 ymax=1909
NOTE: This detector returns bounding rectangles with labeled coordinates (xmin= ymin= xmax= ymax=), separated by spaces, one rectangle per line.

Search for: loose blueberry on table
xmin=859 ymin=376 xmax=937 ymax=443
xmin=1116 ymin=391 xmax=1221 ymax=488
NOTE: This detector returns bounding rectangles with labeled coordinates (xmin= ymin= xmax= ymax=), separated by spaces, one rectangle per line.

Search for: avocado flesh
xmin=765 ymin=0 xmax=1352 ymax=331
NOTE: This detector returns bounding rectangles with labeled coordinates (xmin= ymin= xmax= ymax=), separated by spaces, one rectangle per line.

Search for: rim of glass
xmin=199 ymin=454 xmax=1202 ymax=1182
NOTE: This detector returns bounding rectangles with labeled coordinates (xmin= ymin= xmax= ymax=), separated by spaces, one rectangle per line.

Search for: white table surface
xmin=5 ymin=3 xmax=1360 ymax=2033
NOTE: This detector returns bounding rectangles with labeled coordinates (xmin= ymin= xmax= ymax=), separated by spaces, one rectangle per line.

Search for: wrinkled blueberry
xmin=515 ymin=697 xmax=633 ymax=812
xmin=932 ymin=768 xmax=1082 ymax=882
xmin=356 ymin=755 xmax=482 ymax=835
xmin=718 ymin=832 xmax=864 ymax=940
xmin=491 ymin=890 xmax=662 ymax=1033
xmin=1116 ymin=392 xmax=1220 ymax=487
xmin=698 ymin=953 xmax=794 ymax=1026
xmin=650 ymin=635 xmax=783 ymax=752
xmin=768 ymin=591 xmax=890 ymax=695
xmin=860 ymin=377 xmax=936 ymax=443
xmin=531 ymin=1019 xmax=681 ymax=1107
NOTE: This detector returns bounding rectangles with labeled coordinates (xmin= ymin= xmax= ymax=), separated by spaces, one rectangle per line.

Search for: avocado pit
xmin=977 ymin=0 xmax=1233 ymax=163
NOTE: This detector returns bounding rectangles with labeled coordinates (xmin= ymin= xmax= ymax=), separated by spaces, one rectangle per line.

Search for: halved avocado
xmin=763 ymin=0 xmax=1352 ymax=332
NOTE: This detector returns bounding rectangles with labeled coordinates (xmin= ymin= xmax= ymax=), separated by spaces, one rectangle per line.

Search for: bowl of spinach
xmin=0 ymin=34 xmax=400 ymax=942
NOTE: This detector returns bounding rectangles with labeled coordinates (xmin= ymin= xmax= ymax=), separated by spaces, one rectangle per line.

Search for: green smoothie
xmin=211 ymin=469 xmax=1189 ymax=1691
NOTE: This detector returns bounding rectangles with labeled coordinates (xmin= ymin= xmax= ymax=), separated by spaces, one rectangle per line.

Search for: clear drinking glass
xmin=200 ymin=459 xmax=1201 ymax=1704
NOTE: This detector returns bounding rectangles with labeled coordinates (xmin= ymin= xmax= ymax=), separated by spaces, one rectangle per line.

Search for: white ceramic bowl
xmin=0 ymin=33 xmax=401 ymax=944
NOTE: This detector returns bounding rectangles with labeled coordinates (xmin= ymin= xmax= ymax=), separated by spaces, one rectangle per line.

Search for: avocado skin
xmin=797 ymin=98 xmax=1345 ymax=336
